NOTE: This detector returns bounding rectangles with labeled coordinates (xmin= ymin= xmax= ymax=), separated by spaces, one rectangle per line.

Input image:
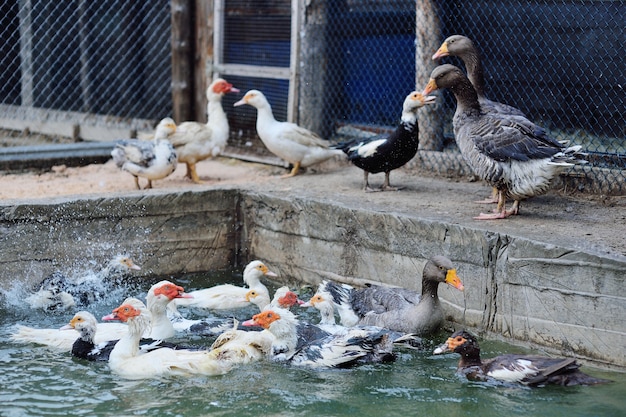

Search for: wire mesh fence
xmin=0 ymin=0 xmax=623 ymax=194
xmin=0 ymin=0 xmax=171 ymax=120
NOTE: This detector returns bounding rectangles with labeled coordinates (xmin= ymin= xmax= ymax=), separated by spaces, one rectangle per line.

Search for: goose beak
xmin=422 ymin=79 xmax=438 ymax=96
xmin=432 ymin=42 xmax=449 ymax=60
xmin=445 ymin=269 xmax=464 ymax=291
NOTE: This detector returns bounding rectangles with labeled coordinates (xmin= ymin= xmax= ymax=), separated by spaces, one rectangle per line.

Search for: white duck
xmin=242 ymin=308 xmax=396 ymax=368
xmin=11 ymin=280 xmax=190 ymax=350
xmin=173 ymin=286 xmax=303 ymax=335
xmin=233 ymin=90 xmax=344 ymax=177
xmin=318 ymin=255 xmax=464 ymax=335
xmin=169 ymin=78 xmax=239 ymax=183
xmin=26 ymin=255 xmax=141 ymax=311
xmin=111 ymin=117 xmax=178 ymax=189
xmin=169 ymin=260 xmax=276 ymax=311
xmin=102 ymin=298 xmax=233 ymax=379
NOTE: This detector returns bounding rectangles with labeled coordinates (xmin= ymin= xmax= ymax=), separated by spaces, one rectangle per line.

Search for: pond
xmin=1 ymin=268 xmax=624 ymax=417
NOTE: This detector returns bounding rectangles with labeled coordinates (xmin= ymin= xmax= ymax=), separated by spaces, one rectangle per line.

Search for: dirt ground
xmin=0 ymin=147 xmax=625 ymax=261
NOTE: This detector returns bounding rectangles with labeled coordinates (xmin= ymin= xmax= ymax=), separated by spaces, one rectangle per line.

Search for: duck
xmin=102 ymin=298 xmax=233 ymax=379
xmin=233 ymin=90 xmax=344 ymax=177
xmin=333 ymin=92 xmax=436 ymax=191
xmin=318 ymin=255 xmax=464 ymax=335
xmin=11 ymin=279 xmax=189 ymax=350
xmin=242 ymin=308 xmax=396 ymax=368
xmin=169 ymin=78 xmax=240 ymax=183
xmin=178 ymin=286 xmax=304 ymax=336
xmin=169 ymin=260 xmax=276 ymax=311
xmin=422 ymin=65 xmax=587 ymax=220
xmin=26 ymin=255 xmax=141 ymax=311
xmin=433 ymin=330 xmax=611 ymax=386
xmin=203 ymin=288 xmax=306 ymax=364
xmin=60 ymin=310 xmax=197 ymax=362
xmin=111 ymin=117 xmax=178 ymax=189
xmin=432 ymin=35 xmax=526 ymax=118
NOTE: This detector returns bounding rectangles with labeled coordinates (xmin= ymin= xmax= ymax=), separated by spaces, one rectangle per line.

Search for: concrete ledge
xmin=1 ymin=179 xmax=624 ymax=369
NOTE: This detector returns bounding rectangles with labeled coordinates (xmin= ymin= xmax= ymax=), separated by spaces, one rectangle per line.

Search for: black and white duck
xmin=434 ymin=330 xmax=611 ymax=386
xmin=333 ymin=91 xmax=435 ymax=191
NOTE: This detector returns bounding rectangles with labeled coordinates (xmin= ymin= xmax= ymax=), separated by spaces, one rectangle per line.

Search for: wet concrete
xmin=1 ymin=160 xmax=624 ymax=368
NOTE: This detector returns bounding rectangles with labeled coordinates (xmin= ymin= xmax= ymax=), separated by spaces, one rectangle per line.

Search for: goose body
xmin=319 ymin=256 xmax=464 ymax=335
xmin=234 ymin=90 xmax=344 ymax=177
xmin=334 ymin=92 xmax=435 ymax=191
xmin=169 ymin=78 xmax=239 ymax=183
xmin=434 ymin=330 xmax=611 ymax=386
xmin=422 ymin=64 xmax=586 ymax=219
xmin=111 ymin=117 xmax=178 ymax=189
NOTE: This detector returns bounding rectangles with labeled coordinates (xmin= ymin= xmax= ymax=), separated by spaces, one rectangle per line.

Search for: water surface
xmin=1 ymin=270 xmax=623 ymax=417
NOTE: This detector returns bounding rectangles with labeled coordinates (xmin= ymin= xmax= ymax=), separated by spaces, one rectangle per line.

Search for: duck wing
xmin=113 ymin=139 xmax=156 ymax=167
xmin=281 ymin=124 xmax=330 ymax=148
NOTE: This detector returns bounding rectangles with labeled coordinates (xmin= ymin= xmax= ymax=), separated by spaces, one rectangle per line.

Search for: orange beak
xmin=432 ymin=42 xmax=449 ymax=60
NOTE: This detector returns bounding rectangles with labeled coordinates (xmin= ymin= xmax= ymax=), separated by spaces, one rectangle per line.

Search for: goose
xmin=432 ymin=35 xmax=526 ymax=118
xmin=26 ymin=255 xmax=141 ymax=311
xmin=333 ymin=91 xmax=436 ymax=191
xmin=301 ymin=290 xmax=424 ymax=349
xmin=169 ymin=260 xmax=276 ymax=311
xmin=111 ymin=117 xmax=178 ymax=189
xmin=434 ymin=330 xmax=611 ymax=386
xmin=233 ymin=90 xmax=344 ymax=177
xmin=102 ymin=298 xmax=233 ymax=379
xmin=242 ymin=308 xmax=396 ymax=368
xmin=169 ymin=78 xmax=239 ymax=183
xmin=318 ymin=255 xmax=464 ymax=335
xmin=422 ymin=64 xmax=587 ymax=219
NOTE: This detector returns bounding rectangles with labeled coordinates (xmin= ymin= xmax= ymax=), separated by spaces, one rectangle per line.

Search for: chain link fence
xmin=1 ymin=0 xmax=624 ymax=194
xmin=1 ymin=0 xmax=171 ymax=120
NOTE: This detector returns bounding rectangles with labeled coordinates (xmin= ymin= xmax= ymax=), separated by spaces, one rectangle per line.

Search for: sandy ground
xmin=0 ymin=154 xmax=625 ymax=260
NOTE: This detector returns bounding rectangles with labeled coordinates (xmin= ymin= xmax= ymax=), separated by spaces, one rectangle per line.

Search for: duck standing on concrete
xmin=169 ymin=78 xmax=239 ymax=183
xmin=333 ymin=91 xmax=436 ymax=191
xmin=233 ymin=90 xmax=344 ymax=177
xmin=111 ymin=117 xmax=178 ymax=189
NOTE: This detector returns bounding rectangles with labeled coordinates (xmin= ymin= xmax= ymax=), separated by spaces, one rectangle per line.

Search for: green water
xmin=1 ymin=270 xmax=624 ymax=417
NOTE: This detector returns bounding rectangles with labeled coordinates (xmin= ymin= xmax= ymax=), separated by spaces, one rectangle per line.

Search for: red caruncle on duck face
xmin=153 ymin=282 xmax=189 ymax=300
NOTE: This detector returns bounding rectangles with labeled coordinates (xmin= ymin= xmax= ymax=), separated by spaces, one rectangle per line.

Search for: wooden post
xmin=171 ymin=0 xmax=195 ymax=123
xmin=298 ymin=0 xmax=329 ymax=138
xmin=193 ymin=0 xmax=213 ymax=123
xmin=415 ymin=0 xmax=443 ymax=151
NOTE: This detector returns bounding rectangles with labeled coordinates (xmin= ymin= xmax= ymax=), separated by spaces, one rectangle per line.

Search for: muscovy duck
xmin=333 ymin=91 xmax=435 ymax=191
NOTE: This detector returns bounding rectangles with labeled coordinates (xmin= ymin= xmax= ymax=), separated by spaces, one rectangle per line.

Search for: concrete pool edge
xmin=1 ymin=187 xmax=624 ymax=369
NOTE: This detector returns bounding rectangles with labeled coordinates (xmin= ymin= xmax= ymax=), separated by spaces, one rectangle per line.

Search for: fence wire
xmin=0 ymin=0 xmax=623 ymax=194
xmin=1 ymin=0 xmax=171 ymax=119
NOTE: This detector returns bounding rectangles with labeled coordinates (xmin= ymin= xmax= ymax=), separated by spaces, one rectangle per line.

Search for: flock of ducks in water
xmin=10 ymin=255 xmax=608 ymax=386
xmin=110 ymin=35 xmax=586 ymax=220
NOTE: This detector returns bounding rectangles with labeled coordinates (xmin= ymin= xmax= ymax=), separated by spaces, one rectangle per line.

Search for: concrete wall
xmin=240 ymin=192 xmax=626 ymax=369
xmin=1 ymin=189 xmax=624 ymax=368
